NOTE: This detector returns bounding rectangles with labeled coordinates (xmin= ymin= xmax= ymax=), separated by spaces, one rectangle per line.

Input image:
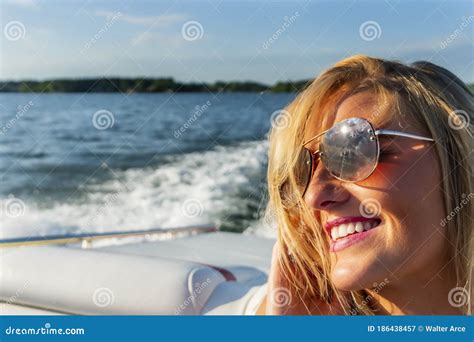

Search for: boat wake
xmin=0 ymin=140 xmax=275 ymax=240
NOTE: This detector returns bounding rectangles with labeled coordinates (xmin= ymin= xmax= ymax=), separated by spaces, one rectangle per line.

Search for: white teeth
xmin=338 ymin=224 xmax=348 ymax=238
xmin=330 ymin=219 xmax=380 ymax=241
xmin=355 ymin=222 xmax=364 ymax=233
xmin=347 ymin=223 xmax=356 ymax=234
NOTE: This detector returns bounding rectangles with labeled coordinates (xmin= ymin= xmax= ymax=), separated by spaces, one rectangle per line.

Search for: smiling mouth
xmin=326 ymin=217 xmax=382 ymax=242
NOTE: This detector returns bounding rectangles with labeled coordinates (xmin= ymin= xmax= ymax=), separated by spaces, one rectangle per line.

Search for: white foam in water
xmin=0 ymin=140 xmax=276 ymax=240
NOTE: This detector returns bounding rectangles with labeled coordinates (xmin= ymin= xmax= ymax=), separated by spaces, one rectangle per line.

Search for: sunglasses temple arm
xmin=375 ymin=129 xmax=435 ymax=142
xmin=302 ymin=129 xmax=330 ymax=146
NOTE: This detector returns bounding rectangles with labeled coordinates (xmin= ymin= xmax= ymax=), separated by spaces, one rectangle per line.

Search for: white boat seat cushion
xmin=0 ymin=246 xmax=266 ymax=315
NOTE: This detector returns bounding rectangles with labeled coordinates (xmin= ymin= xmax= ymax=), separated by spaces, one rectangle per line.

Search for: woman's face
xmin=303 ymin=92 xmax=448 ymax=291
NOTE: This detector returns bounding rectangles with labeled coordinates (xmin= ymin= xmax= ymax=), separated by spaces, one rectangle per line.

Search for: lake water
xmin=0 ymin=92 xmax=295 ymax=239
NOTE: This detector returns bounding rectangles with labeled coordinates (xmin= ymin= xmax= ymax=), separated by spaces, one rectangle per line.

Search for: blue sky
xmin=1 ymin=0 xmax=472 ymax=83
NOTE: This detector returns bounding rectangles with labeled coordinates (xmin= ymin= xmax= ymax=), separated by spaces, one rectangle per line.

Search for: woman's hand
xmin=264 ymin=243 xmax=345 ymax=315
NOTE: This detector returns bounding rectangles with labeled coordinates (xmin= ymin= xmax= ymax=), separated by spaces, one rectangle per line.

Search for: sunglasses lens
xmin=320 ymin=118 xmax=378 ymax=181
xmin=295 ymin=147 xmax=313 ymax=194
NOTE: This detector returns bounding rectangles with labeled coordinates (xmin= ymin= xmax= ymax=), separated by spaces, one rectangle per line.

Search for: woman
xmin=258 ymin=55 xmax=473 ymax=315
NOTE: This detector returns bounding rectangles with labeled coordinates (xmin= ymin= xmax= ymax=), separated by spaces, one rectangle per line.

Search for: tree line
xmin=1 ymin=78 xmax=472 ymax=94
xmin=0 ymin=78 xmax=311 ymax=93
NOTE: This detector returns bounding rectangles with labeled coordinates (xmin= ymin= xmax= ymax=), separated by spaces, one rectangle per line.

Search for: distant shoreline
xmin=1 ymin=78 xmax=472 ymax=94
xmin=0 ymin=78 xmax=310 ymax=93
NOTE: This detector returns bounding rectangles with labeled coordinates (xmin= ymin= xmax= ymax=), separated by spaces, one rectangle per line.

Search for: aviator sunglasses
xmin=297 ymin=117 xmax=434 ymax=196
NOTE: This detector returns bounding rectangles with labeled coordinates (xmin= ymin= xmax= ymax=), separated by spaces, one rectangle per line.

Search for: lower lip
xmin=330 ymin=223 xmax=381 ymax=252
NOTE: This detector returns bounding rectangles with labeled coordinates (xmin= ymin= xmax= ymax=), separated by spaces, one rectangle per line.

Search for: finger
xmin=266 ymin=243 xmax=295 ymax=314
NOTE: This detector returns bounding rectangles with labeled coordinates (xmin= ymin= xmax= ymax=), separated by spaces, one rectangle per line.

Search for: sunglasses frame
xmin=300 ymin=117 xmax=435 ymax=196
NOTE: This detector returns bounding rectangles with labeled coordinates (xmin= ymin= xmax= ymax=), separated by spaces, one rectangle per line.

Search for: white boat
xmin=0 ymin=225 xmax=273 ymax=315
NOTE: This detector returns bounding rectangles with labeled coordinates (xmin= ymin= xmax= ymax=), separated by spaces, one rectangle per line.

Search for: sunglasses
xmin=296 ymin=117 xmax=434 ymax=196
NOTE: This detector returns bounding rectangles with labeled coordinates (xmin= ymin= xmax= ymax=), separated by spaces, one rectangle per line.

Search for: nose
xmin=304 ymin=161 xmax=350 ymax=210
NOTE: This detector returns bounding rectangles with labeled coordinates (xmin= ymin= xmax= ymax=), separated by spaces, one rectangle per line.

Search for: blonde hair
xmin=266 ymin=55 xmax=473 ymax=315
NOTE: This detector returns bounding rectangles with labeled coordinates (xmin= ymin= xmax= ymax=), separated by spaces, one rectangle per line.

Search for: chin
xmin=330 ymin=263 xmax=382 ymax=291
xmin=331 ymin=269 xmax=363 ymax=291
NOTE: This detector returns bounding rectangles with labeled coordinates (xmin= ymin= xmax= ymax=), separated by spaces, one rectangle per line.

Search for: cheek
xmin=374 ymin=149 xmax=446 ymax=249
xmin=330 ymin=149 xmax=447 ymax=290
xmin=385 ymin=150 xmax=448 ymax=270
xmin=364 ymin=149 xmax=445 ymax=221
xmin=383 ymin=149 xmax=445 ymax=221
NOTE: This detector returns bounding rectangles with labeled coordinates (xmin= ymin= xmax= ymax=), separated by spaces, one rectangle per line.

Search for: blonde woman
xmin=258 ymin=55 xmax=473 ymax=315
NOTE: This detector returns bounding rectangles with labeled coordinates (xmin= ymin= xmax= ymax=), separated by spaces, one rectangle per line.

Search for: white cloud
xmin=131 ymin=31 xmax=155 ymax=46
xmin=5 ymin=0 xmax=39 ymax=9
xmin=95 ymin=11 xmax=186 ymax=28
xmin=130 ymin=31 xmax=189 ymax=50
